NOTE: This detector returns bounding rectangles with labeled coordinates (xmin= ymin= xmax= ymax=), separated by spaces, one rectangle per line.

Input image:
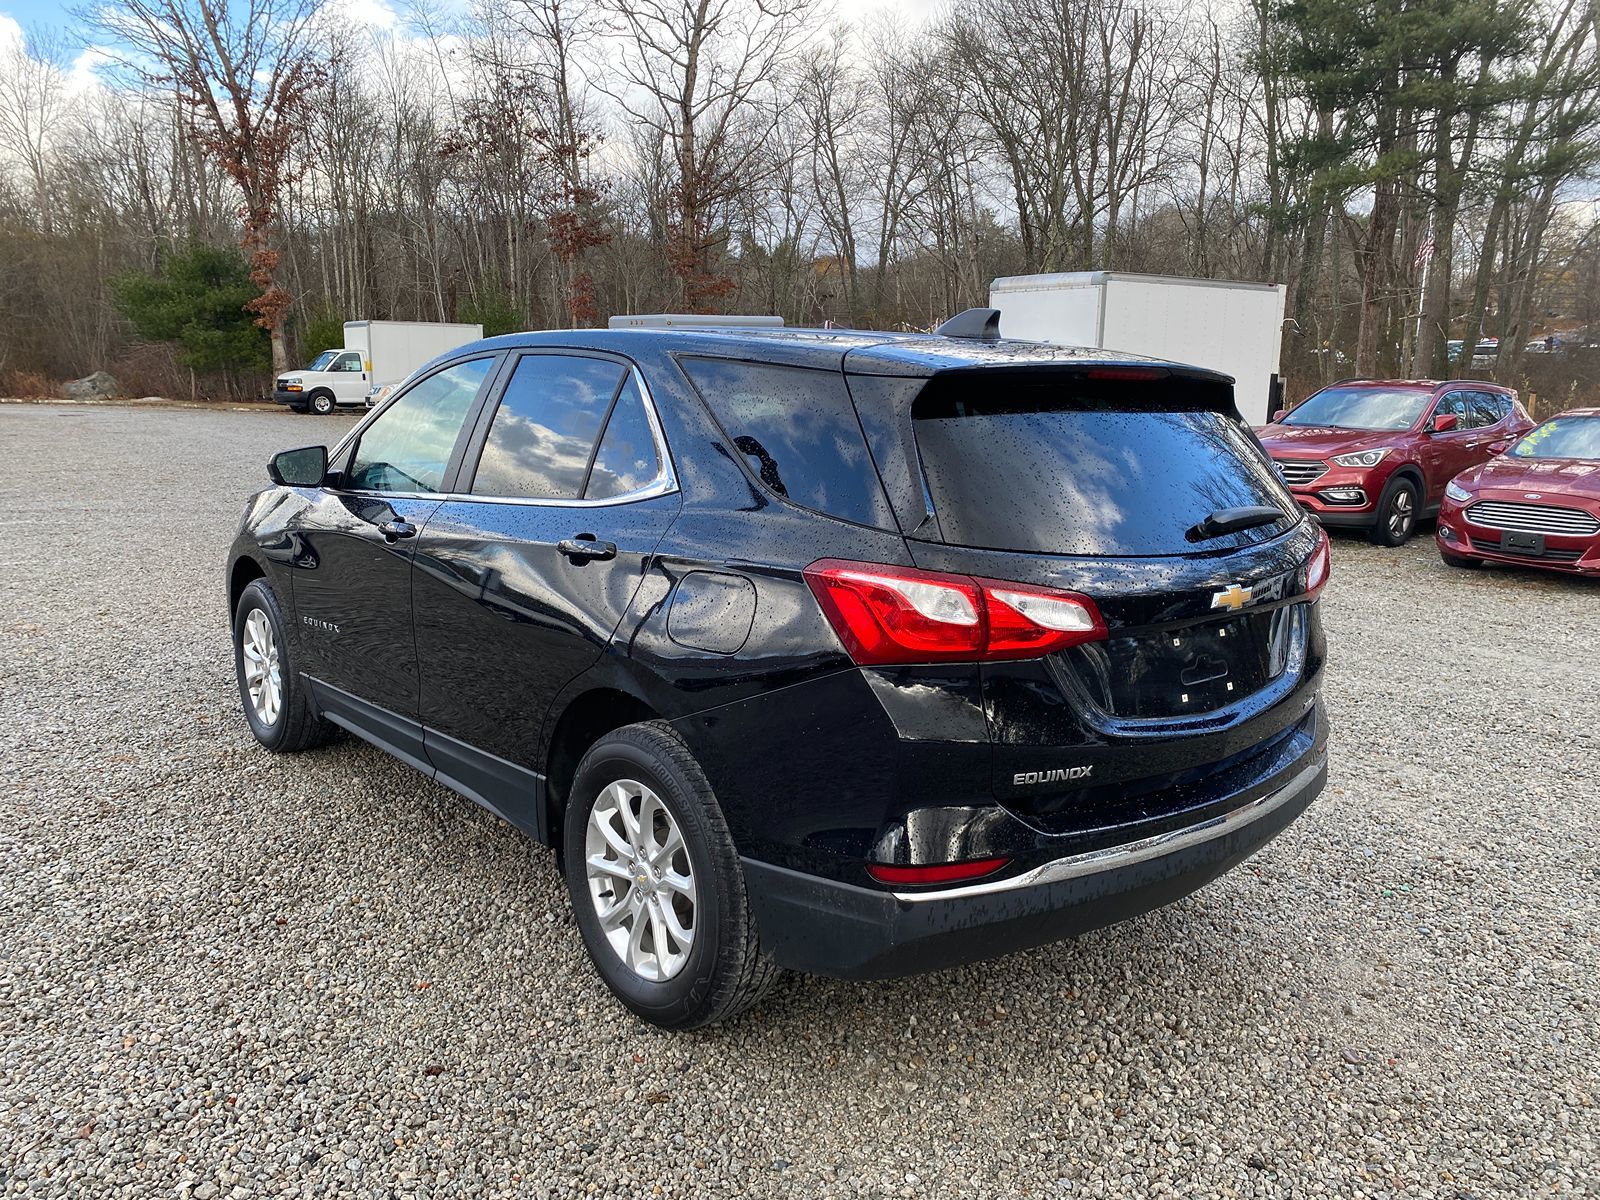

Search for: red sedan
xmin=1437 ymin=408 xmax=1600 ymax=575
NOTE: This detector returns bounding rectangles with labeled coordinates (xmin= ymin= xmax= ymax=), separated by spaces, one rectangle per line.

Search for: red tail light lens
xmin=803 ymin=559 xmax=1106 ymax=666
xmin=866 ymin=856 xmax=1011 ymax=886
xmin=1305 ymin=527 xmax=1331 ymax=597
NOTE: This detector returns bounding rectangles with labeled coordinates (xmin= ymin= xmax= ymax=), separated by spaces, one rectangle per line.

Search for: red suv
xmin=1256 ymin=380 xmax=1532 ymax=545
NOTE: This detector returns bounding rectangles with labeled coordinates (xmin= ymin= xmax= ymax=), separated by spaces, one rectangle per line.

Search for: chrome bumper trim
xmin=892 ymin=759 xmax=1322 ymax=903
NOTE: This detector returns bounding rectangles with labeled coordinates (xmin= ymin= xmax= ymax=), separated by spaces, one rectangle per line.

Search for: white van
xmin=273 ymin=321 xmax=485 ymax=414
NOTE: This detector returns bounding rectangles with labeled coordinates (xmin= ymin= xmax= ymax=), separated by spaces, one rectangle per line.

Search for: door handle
xmin=557 ymin=534 xmax=617 ymax=562
xmin=379 ymin=518 xmax=417 ymax=542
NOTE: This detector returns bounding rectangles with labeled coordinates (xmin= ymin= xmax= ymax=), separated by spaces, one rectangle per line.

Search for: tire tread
xmin=234 ymin=579 xmax=336 ymax=753
xmin=567 ymin=720 xmax=782 ymax=1028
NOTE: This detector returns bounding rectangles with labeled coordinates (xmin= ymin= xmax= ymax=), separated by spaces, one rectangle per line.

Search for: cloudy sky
xmin=1 ymin=0 xmax=947 ymax=84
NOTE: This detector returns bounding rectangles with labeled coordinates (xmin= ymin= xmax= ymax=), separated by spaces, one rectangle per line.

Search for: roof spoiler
xmin=935 ymin=308 xmax=1001 ymax=341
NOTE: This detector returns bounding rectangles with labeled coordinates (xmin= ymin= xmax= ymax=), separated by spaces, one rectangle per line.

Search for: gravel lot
xmin=2 ymin=402 xmax=1596 ymax=1199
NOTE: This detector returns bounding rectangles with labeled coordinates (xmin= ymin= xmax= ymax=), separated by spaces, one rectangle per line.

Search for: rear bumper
xmin=744 ymin=750 xmax=1327 ymax=980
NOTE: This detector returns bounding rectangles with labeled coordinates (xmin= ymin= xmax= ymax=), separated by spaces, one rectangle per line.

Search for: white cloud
xmin=66 ymin=45 xmax=111 ymax=94
xmin=327 ymin=0 xmax=400 ymax=32
xmin=0 ymin=12 xmax=25 ymax=55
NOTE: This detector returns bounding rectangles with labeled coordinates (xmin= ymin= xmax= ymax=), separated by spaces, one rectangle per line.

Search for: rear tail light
xmin=803 ymin=559 xmax=1105 ymax=665
xmin=1305 ymin=527 xmax=1331 ymax=597
xmin=866 ymin=857 xmax=1011 ymax=886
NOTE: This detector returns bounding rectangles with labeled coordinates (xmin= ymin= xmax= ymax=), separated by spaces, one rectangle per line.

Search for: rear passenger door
xmin=411 ymin=351 xmax=680 ymax=828
xmin=1470 ymin=391 xmax=1515 ymax=455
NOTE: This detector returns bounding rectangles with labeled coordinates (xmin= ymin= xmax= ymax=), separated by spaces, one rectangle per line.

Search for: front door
xmin=1418 ymin=390 xmax=1482 ymax=505
xmin=288 ymin=355 xmax=499 ymax=759
xmin=411 ymin=352 xmax=680 ymax=832
xmin=330 ymin=351 xmax=369 ymax=405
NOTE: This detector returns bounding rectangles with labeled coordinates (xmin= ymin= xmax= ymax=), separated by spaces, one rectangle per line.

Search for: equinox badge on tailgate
xmin=1013 ymin=766 xmax=1094 ymax=786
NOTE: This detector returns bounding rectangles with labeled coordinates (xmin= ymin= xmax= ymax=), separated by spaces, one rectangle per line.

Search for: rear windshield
xmin=912 ymin=375 xmax=1296 ymax=557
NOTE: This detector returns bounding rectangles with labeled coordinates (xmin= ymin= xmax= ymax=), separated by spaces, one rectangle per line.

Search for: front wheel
xmin=232 ymin=578 xmax=334 ymax=752
xmin=308 ymin=390 xmax=336 ymax=416
xmin=1369 ymin=477 xmax=1420 ymax=546
xmin=562 ymin=722 xmax=781 ymax=1029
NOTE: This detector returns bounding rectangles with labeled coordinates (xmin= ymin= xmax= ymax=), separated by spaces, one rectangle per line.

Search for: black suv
xmin=227 ymin=316 xmax=1330 ymax=1028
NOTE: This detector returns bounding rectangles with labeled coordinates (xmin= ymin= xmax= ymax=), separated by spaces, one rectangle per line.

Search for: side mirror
xmin=1430 ymin=413 xmax=1459 ymax=434
xmin=268 ymin=445 xmax=328 ymax=487
xmin=1272 ymin=408 xmax=1287 ymax=423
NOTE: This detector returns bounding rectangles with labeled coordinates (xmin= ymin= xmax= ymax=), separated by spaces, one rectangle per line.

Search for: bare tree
xmin=0 ymin=28 xmax=70 ymax=234
xmin=89 ymin=0 xmax=330 ymax=373
xmin=604 ymin=0 xmax=812 ymax=310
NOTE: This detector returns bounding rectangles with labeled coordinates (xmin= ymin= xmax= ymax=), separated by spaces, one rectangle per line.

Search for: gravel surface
xmin=2 ymin=402 xmax=1596 ymax=1199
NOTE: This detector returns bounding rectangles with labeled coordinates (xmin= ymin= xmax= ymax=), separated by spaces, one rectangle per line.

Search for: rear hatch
xmin=844 ymin=359 xmax=1325 ymax=840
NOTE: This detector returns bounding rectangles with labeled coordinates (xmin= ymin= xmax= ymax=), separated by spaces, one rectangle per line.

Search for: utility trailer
xmin=989 ymin=272 xmax=1287 ymax=425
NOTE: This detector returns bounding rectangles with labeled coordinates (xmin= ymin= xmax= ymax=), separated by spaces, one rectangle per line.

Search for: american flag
xmin=1415 ymin=227 xmax=1436 ymax=272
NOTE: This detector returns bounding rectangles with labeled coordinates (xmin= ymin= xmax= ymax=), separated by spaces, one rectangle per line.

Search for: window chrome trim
xmin=330 ymin=363 xmax=679 ymax=510
xmin=890 ymin=758 xmax=1324 ymax=903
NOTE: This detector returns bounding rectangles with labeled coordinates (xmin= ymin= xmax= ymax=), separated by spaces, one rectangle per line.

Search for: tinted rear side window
xmin=471 ymin=354 xmax=627 ymax=499
xmin=912 ymin=374 xmax=1296 ymax=557
xmin=587 ymin=377 xmax=663 ymax=500
xmin=678 ymin=357 xmax=895 ymax=529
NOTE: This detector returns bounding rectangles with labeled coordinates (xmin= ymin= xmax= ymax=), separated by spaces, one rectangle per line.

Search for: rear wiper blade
xmin=1187 ymin=505 xmax=1287 ymax=541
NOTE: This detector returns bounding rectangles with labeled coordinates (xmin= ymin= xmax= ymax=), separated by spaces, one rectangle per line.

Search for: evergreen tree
xmin=111 ymin=245 xmax=271 ymax=376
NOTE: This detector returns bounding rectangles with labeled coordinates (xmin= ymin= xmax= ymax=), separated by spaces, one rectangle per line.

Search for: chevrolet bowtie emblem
xmin=1210 ymin=584 xmax=1253 ymax=611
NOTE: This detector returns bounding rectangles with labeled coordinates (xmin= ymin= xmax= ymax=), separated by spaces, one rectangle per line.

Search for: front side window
xmin=335 ymin=353 xmax=363 ymax=373
xmin=1282 ymin=386 xmax=1433 ymax=431
xmin=346 ymin=357 xmax=493 ymax=493
xmin=470 ymin=354 xmax=628 ymax=499
xmin=1433 ymin=392 xmax=1472 ymax=428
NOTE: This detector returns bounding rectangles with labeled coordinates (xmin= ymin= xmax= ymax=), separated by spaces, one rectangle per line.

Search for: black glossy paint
xmin=227 ymin=324 xmax=1329 ymax=979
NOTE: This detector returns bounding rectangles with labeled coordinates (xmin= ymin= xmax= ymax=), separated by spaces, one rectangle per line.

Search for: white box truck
xmin=273 ymin=320 xmax=484 ymax=414
xmin=988 ymin=272 xmax=1287 ymax=425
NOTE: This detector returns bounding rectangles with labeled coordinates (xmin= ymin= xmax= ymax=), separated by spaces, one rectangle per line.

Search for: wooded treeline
xmin=0 ymin=0 xmax=1597 ymax=405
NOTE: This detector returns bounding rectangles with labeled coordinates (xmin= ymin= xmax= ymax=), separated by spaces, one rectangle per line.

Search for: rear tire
xmin=308 ymin=390 xmax=335 ymax=416
xmin=562 ymin=721 xmax=781 ymax=1029
xmin=232 ymin=579 xmax=334 ymax=752
xmin=1369 ymin=477 xmax=1420 ymax=546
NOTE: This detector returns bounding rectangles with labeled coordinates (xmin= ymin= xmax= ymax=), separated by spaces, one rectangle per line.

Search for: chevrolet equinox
xmin=227 ymin=314 xmax=1331 ymax=1028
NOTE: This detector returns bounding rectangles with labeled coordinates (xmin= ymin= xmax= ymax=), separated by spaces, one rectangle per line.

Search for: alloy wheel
xmin=1389 ymin=490 xmax=1415 ymax=538
xmin=584 ymin=778 xmax=697 ymax=982
xmin=241 ymin=609 xmax=282 ymax=726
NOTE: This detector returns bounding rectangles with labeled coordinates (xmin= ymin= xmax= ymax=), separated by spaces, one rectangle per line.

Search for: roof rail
xmin=607 ymin=314 xmax=784 ymax=329
xmin=935 ymin=308 xmax=1001 ymax=341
